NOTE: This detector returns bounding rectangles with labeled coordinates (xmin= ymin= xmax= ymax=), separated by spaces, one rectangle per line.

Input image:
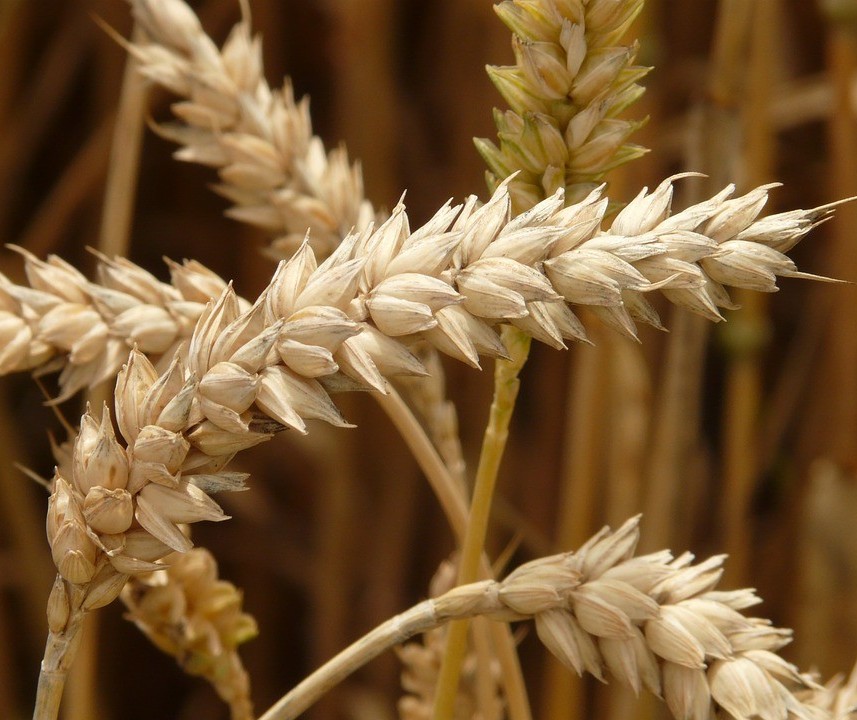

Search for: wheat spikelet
xmin=798 ymin=664 xmax=857 ymax=720
xmin=122 ymin=0 xmax=376 ymax=260
xmin=261 ymin=515 xmax=843 ymax=720
xmin=476 ymin=0 xmax=648 ymax=209
xmin=0 ymin=178 xmax=837 ymax=405
xmin=121 ymin=547 xmax=257 ymax=720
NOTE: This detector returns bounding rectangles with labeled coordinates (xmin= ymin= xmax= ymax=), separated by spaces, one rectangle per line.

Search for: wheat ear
xmin=120 ymin=0 xmax=376 ymax=260
xmin=0 ymin=178 xmax=839 ymax=405
xmin=258 ymin=515 xmax=837 ymax=720
xmin=10 ymin=176 xmax=843 ymax=610
xmin=476 ymin=0 xmax=648 ymax=210
xmin=121 ymin=547 xmax=258 ymax=720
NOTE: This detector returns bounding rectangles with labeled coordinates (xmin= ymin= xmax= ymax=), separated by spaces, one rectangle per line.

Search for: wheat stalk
xmin=432 ymin=323 xmax=532 ymax=720
xmin=257 ymin=515 xmax=837 ymax=720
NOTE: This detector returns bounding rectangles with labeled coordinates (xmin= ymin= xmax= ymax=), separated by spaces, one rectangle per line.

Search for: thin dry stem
xmin=63 ymin=616 xmax=101 ymax=720
xmin=642 ymin=0 xmax=752 ymax=555
xmin=433 ymin=326 xmax=532 ymax=720
xmin=0 ymin=6 xmax=91 ymax=239
xmin=825 ymin=26 xmax=857 ymax=466
xmin=375 ymin=386 xmax=469 ymax=539
xmin=720 ymin=0 xmax=778 ymax=587
xmin=376 ymin=385 xmax=531 ymax=720
xmin=99 ymin=24 xmax=148 ymax=260
xmin=605 ymin=335 xmax=649 ymax=526
xmin=33 ymin=585 xmax=86 ymax=720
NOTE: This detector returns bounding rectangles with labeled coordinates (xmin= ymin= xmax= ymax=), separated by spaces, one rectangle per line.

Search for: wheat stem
xmin=98 ymin=24 xmax=147 ymax=260
xmin=376 ymin=383 xmax=531 ymax=720
xmin=258 ymin=597 xmax=442 ymax=720
xmin=720 ymin=0 xmax=777 ymax=587
xmin=375 ymin=386 xmax=469 ymax=538
xmin=826 ymin=24 xmax=857 ymax=465
xmin=433 ymin=325 xmax=532 ymax=720
xmin=33 ymin=586 xmax=86 ymax=720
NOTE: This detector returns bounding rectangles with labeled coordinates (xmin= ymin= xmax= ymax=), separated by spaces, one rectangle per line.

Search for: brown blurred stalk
xmin=330 ymin=0 xmax=399 ymax=206
xmin=825 ymin=21 xmax=857 ymax=467
xmin=720 ymin=0 xmax=777 ymax=587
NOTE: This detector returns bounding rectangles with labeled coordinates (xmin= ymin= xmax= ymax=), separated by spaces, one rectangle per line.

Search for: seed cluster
xmin=0 ymin=178 xmax=833 ymax=408
xmin=128 ymin=0 xmax=377 ymax=259
xmin=476 ymin=0 xmax=648 ymax=209
xmin=122 ymin=547 xmax=257 ymax=720
xmin=420 ymin=517 xmax=826 ymax=720
xmin=30 ymin=177 xmax=837 ymax=703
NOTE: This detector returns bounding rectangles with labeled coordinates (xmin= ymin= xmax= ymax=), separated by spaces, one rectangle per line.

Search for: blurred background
xmin=1 ymin=0 xmax=856 ymax=718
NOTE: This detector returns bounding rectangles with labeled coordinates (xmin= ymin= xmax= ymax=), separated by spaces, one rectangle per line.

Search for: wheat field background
xmin=0 ymin=1 xmax=855 ymax=718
